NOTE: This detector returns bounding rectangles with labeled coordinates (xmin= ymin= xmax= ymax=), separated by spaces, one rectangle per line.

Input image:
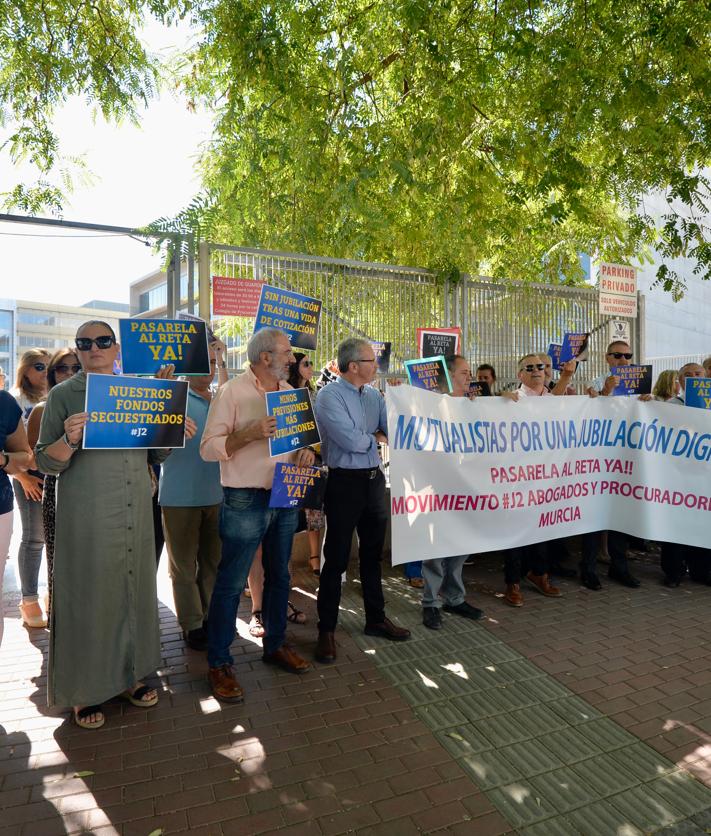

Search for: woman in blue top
xmin=0 ymin=390 xmax=34 ymax=647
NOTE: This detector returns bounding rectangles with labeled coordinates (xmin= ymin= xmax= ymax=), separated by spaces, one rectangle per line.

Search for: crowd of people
xmin=1 ymin=321 xmax=710 ymax=729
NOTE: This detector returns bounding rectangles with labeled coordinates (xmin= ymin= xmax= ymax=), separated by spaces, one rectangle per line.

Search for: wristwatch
xmin=62 ymin=432 xmax=80 ymax=450
xmin=0 ymin=452 xmax=9 ymax=471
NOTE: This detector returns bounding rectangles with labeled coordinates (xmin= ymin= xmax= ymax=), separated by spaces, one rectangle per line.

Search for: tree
xmin=181 ymin=0 xmax=710 ymax=291
xmin=0 ymin=0 xmax=184 ymax=212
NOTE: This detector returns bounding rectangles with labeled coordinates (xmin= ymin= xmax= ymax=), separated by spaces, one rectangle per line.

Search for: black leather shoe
xmin=663 ymin=576 xmax=681 ymax=588
xmin=549 ymin=564 xmax=577 ymax=579
xmin=422 ymin=607 xmax=442 ymax=630
xmin=443 ymin=601 xmax=484 ymax=620
xmin=364 ymin=617 xmax=410 ymax=641
xmin=315 ymin=631 xmax=336 ymax=663
xmin=581 ymin=573 xmax=602 ymax=591
xmin=182 ymin=627 xmax=208 ymax=651
xmin=608 ymin=568 xmax=641 ymax=588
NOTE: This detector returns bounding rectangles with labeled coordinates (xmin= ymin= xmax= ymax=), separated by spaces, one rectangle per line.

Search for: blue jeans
xmin=207 ymin=488 xmax=298 ymax=667
xmin=12 ymin=480 xmax=44 ymax=601
xmin=403 ymin=560 xmax=423 ymax=580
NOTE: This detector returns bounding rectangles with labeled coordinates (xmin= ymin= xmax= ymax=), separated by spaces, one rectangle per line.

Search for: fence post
xmin=461 ymin=278 xmax=469 ymax=357
xmin=187 ymin=235 xmax=195 ymax=315
xmin=166 ymin=241 xmax=177 ymax=318
xmin=637 ymin=291 xmax=646 ymax=363
xmin=198 ymin=242 xmax=211 ymax=322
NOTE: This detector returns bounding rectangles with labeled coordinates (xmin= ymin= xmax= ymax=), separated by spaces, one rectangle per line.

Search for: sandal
xmin=308 ymin=557 xmax=320 ymax=577
xmin=121 ymin=684 xmax=158 ymax=708
xmin=249 ymin=611 xmax=265 ymax=638
xmin=74 ymin=705 xmax=105 ymax=730
xmin=287 ymin=601 xmax=307 ymax=625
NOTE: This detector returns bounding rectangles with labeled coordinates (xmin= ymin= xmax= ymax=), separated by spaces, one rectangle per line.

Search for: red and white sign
xmin=599 ymin=262 xmax=637 ymax=318
xmin=213 ymin=276 xmax=265 ymax=317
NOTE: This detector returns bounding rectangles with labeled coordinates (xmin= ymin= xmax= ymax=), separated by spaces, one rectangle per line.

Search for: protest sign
xmin=548 ymin=344 xmax=562 ymax=371
xmin=599 ymin=262 xmax=638 ymax=318
xmin=213 ymin=276 xmax=265 ymax=317
xmin=254 ymin=285 xmax=321 ymax=350
xmin=612 ymin=364 xmax=652 ymax=396
xmin=386 ymin=385 xmax=711 ymax=565
xmin=83 ymin=374 xmax=188 ymax=450
xmin=119 ymin=318 xmax=210 ymax=376
xmin=685 ymin=378 xmax=711 ymax=410
xmin=468 ymin=381 xmax=491 ymax=397
xmin=609 ymin=319 xmax=631 ymax=345
xmin=265 ymin=387 xmax=320 ymax=457
xmin=404 ymin=356 xmax=452 ymax=394
xmin=371 ymin=341 xmax=392 ymax=374
xmin=417 ymin=327 xmax=461 ymax=359
xmin=560 ymin=332 xmax=589 ymax=363
xmin=269 ymin=463 xmax=326 ymax=509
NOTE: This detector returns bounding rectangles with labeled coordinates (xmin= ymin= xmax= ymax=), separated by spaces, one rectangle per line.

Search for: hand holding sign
xmin=64 ymin=412 xmax=89 ymax=446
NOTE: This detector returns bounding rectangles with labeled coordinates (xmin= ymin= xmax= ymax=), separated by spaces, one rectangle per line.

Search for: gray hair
xmin=247 ymin=327 xmax=287 ymax=364
xmin=337 ymin=338 xmax=371 ymax=373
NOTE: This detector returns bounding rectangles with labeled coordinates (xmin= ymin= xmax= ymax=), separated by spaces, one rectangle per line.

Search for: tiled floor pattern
xmin=341 ymin=572 xmax=711 ymax=834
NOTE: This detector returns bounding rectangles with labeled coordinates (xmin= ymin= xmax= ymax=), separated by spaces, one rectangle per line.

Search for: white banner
xmin=386 ymin=386 xmax=711 ymax=566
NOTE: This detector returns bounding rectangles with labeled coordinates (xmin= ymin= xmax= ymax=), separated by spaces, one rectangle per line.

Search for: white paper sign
xmin=609 ymin=319 xmax=631 ymax=345
xmin=599 ymin=262 xmax=637 ymax=318
xmin=386 ymin=386 xmax=711 ymax=565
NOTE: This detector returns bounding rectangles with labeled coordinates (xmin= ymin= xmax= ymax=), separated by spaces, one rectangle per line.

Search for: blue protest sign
xmin=560 ymin=332 xmax=589 ymax=363
xmin=404 ymin=356 xmax=452 ymax=394
xmin=83 ymin=374 xmax=189 ymax=449
xmin=254 ymin=284 xmax=321 ymax=350
xmin=468 ymin=381 xmax=491 ymax=397
xmin=371 ymin=341 xmax=392 ymax=374
xmin=685 ymin=377 xmax=711 ymax=409
xmin=269 ymin=463 xmax=326 ymax=509
xmin=612 ymin=364 xmax=652 ymax=396
xmin=119 ymin=318 xmax=210 ymax=376
xmin=265 ymin=387 xmax=321 ymax=457
xmin=548 ymin=343 xmax=562 ymax=371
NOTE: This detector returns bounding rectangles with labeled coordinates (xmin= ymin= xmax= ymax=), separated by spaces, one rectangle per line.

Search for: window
xmin=139 ymin=284 xmax=168 ymax=312
xmin=18 ymin=311 xmax=55 ymax=326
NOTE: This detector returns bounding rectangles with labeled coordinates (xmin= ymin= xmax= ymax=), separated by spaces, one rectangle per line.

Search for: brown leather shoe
xmin=208 ymin=664 xmax=244 ymax=703
xmin=262 ymin=643 xmax=310 ymax=674
xmin=504 ymin=583 xmax=524 ymax=607
xmin=364 ymin=617 xmax=411 ymax=641
xmin=525 ymin=571 xmax=562 ymax=597
xmin=315 ymin=631 xmax=337 ymax=664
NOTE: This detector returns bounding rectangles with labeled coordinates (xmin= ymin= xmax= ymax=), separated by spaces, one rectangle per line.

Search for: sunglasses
xmin=608 ymin=352 xmax=633 ymax=360
xmin=31 ymin=363 xmax=48 ymax=372
xmin=301 ymin=360 xmax=312 ymax=367
xmin=75 ymin=336 xmax=116 ymax=351
xmin=521 ymin=363 xmax=546 ymax=372
xmin=55 ymin=364 xmax=82 ymax=374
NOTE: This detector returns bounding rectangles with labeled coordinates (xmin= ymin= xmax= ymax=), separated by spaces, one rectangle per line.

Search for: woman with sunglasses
xmin=10 ymin=348 xmax=51 ymax=628
xmin=26 ymin=349 xmax=82 ymax=618
xmin=35 ymin=321 xmax=189 ymax=730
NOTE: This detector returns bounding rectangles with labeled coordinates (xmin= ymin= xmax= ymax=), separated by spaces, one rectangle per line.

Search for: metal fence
xmin=198 ymin=243 xmax=642 ymax=388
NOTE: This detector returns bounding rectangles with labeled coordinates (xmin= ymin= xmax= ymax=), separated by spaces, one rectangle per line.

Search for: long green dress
xmin=35 ymin=372 xmax=167 ymax=708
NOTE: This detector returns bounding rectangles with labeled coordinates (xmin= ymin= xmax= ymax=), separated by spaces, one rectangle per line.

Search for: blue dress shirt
xmin=315 ymin=377 xmax=387 ymax=469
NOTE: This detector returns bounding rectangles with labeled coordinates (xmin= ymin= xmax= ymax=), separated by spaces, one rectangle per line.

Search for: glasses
xmin=55 ymin=364 xmax=81 ymax=374
xmin=31 ymin=363 xmax=48 ymax=372
xmin=75 ymin=336 xmax=116 ymax=351
xmin=608 ymin=352 xmax=633 ymax=360
xmin=356 ymin=358 xmax=376 ymax=364
xmin=520 ymin=363 xmax=546 ymax=372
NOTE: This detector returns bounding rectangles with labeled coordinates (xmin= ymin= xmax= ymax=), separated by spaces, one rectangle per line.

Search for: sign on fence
xmin=599 ymin=262 xmax=638 ymax=318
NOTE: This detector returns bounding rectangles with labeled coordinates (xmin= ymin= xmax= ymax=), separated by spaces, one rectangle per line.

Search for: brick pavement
xmin=2 ymin=537 xmax=711 ymax=834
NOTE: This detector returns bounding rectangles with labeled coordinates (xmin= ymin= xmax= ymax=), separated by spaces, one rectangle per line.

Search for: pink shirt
xmin=517 ymin=383 xmax=552 ymax=397
xmin=200 ymin=366 xmax=296 ymax=489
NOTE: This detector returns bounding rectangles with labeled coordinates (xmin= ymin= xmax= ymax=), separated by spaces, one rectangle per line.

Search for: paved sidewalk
xmin=2 ymin=539 xmax=711 ymax=835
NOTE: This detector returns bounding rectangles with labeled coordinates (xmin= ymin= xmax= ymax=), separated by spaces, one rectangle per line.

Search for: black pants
xmin=317 ymin=468 xmax=388 ymax=632
xmin=662 ymin=543 xmax=711 ymax=583
xmin=581 ymin=530 xmax=628 ymax=577
xmin=504 ymin=544 xmax=547 ymax=585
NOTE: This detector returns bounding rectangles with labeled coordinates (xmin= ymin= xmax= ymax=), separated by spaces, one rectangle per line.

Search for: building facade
xmin=0 ymin=299 xmax=128 ymax=388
